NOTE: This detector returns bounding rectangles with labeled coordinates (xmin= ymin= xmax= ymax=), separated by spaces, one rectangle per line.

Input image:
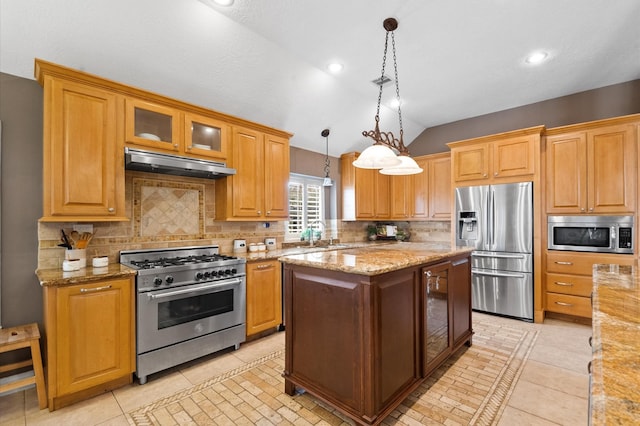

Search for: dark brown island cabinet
xmin=281 ymin=250 xmax=472 ymax=426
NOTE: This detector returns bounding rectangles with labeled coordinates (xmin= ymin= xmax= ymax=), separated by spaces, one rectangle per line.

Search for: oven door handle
xmin=147 ymin=278 xmax=242 ymax=300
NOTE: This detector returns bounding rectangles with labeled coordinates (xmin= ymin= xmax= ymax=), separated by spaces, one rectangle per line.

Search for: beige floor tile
xmin=528 ymin=342 xmax=592 ymax=375
xmin=112 ymin=370 xmax=192 ymax=413
xmin=519 ymin=360 xmax=589 ymax=398
xmin=180 ymin=351 xmax=247 ymax=385
xmin=0 ymin=388 xmax=25 ymax=423
xmin=25 ymin=392 xmax=123 ymax=426
xmin=233 ymin=331 xmax=285 ymax=363
xmin=96 ymin=414 xmax=131 ymax=426
xmin=506 ymin=379 xmax=588 ymax=425
xmin=497 ymin=406 xmax=559 ymax=425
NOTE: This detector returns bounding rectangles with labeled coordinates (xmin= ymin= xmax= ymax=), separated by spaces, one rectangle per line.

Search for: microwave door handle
xmin=147 ymin=278 xmax=242 ymax=301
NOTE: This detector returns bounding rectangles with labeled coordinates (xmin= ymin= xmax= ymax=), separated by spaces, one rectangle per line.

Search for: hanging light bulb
xmin=354 ymin=17 xmax=421 ymax=175
xmin=321 ymin=129 xmax=333 ymax=186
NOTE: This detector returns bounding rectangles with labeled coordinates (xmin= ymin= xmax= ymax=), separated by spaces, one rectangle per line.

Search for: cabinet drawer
xmin=546 ymin=252 xmax=635 ymax=276
xmin=545 ymin=292 xmax=592 ymax=318
xmin=545 ymin=273 xmax=593 ymax=297
xmin=546 ymin=252 xmax=596 ymax=275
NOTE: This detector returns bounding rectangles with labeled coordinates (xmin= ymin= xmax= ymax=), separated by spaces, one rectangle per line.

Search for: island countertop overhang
xmin=278 ymin=242 xmax=474 ymax=276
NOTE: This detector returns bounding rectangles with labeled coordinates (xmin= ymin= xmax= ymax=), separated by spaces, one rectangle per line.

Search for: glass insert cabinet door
xmin=423 ymin=261 xmax=452 ymax=371
xmin=184 ymin=112 xmax=229 ymax=160
xmin=125 ymin=98 xmax=181 ymax=151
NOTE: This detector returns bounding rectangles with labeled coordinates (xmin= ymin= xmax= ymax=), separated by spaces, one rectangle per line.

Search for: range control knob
xmin=231 ymin=268 xmax=237 ymax=274
xmin=195 ymin=272 xmax=204 ymax=280
xmin=224 ymin=269 xmax=231 ymax=275
xmin=153 ymin=277 xmax=162 ymax=287
xmin=165 ymin=276 xmax=174 ymax=284
xmin=203 ymin=271 xmax=212 ymax=279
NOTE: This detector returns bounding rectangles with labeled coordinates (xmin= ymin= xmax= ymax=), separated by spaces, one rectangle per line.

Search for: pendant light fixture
xmin=321 ymin=128 xmax=333 ymax=186
xmin=353 ymin=17 xmax=423 ymax=176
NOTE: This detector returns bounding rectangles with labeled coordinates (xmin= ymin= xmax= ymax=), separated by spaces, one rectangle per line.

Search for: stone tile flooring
xmin=1 ymin=313 xmax=591 ymax=425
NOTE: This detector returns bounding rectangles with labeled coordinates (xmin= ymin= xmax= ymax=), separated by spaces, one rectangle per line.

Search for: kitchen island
xmin=279 ymin=243 xmax=474 ymax=426
xmin=591 ymin=263 xmax=640 ymax=425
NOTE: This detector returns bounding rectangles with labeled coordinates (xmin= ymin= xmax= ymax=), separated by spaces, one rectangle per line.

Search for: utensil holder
xmin=65 ymin=249 xmax=86 ymax=268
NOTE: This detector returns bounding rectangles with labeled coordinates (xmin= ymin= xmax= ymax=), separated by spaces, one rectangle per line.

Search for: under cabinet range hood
xmin=124 ymin=148 xmax=236 ymax=179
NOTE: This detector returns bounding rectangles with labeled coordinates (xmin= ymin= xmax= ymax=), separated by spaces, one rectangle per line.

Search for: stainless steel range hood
xmin=125 ymin=148 xmax=235 ymax=179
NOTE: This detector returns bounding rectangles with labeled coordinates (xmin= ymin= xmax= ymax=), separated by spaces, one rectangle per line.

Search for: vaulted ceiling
xmin=1 ymin=0 xmax=639 ymax=157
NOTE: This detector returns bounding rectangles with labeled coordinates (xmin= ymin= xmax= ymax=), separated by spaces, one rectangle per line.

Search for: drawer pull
xmin=555 ymin=301 xmax=573 ymax=307
xmin=588 ymin=361 xmax=592 ymax=374
xmin=80 ymin=285 xmax=112 ymax=293
xmin=554 ymin=281 xmax=573 ymax=287
xmin=589 ymin=336 xmax=593 ymax=347
xmin=257 ymin=264 xmax=272 ymax=269
xmin=554 ymin=261 xmax=573 ymax=265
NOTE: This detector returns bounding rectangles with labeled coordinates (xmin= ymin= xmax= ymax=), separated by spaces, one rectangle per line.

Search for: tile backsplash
xmin=37 ymin=171 xmax=451 ymax=270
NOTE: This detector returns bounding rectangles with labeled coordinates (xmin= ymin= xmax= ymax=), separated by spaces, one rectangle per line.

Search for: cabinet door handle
xmin=555 ymin=301 xmax=573 ymax=307
xmin=108 ymin=207 xmax=115 ymax=213
xmin=80 ymin=285 xmax=112 ymax=293
xmin=257 ymin=210 xmax=261 ymax=215
xmin=256 ymin=264 xmax=272 ymax=269
xmin=266 ymin=211 xmax=271 ymax=215
xmin=554 ymin=261 xmax=573 ymax=265
xmin=554 ymin=281 xmax=573 ymax=287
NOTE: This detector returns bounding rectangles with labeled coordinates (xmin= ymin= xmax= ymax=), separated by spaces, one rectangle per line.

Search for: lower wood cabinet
xmin=544 ymin=251 xmax=635 ymax=319
xmin=246 ymin=260 xmax=282 ymax=336
xmin=43 ymin=277 xmax=135 ymax=411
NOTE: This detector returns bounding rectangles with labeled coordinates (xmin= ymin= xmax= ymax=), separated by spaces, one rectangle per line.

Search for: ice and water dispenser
xmin=457 ymin=211 xmax=478 ymax=243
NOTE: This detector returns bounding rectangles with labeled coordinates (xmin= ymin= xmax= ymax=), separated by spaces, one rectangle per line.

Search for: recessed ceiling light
xmin=525 ymin=51 xmax=548 ymax=65
xmin=327 ymin=63 xmax=344 ymax=74
xmin=212 ymin=0 xmax=234 ymax=6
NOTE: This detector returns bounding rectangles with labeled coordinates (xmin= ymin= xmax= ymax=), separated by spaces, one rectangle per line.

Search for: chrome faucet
xmin=309 ymin=220 xmax=326 ymax=247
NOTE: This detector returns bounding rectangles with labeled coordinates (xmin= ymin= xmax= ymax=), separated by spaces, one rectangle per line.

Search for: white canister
xmin=264 ymin=237 xmax=276 ymax=250
xmin=249 ymin=243 xmax=259 ymax=252
xmin=62 ymin=259 xmax=81 ymax=271
xmin=257 ymin=243 xmax=266 ymax=251
xmin=92 ymin=256 xmax=109 ymax=268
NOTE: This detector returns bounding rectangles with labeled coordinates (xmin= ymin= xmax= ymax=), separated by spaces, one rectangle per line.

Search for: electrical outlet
xmin=73 ymin=224 xmax=94 ymax=234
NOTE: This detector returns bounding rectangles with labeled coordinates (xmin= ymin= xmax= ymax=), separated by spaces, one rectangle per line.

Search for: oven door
xmin=137 ymin=277 xmax=246 ymax=354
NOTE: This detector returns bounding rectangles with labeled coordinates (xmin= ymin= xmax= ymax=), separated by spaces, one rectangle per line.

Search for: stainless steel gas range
xmin=120 ymin=245 xmax=246 ymax=384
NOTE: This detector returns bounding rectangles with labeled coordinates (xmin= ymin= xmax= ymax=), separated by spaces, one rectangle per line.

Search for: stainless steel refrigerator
xmin=455 ymin=182 xmax=533 ymax=321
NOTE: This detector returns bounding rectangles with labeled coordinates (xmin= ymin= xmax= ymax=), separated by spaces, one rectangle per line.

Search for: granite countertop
xmin=278 ymin=242 xmax=473 ymax=276
xmin=591 ymin=263 xmax=640 ymax=425
xmin=36 ymin=264 xmax=137 ymax=287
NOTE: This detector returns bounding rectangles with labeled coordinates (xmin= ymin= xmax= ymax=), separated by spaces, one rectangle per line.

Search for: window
xmin=287 ymin=174 xmax=324 ymax=239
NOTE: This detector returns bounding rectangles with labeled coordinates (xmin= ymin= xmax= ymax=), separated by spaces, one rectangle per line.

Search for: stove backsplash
xmin=36 ymin=171 xmax=451 ymax=270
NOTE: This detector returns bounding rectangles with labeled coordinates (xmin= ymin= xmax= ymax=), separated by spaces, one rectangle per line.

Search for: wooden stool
xmin=0 ymin=323 xmax=47 ymax=409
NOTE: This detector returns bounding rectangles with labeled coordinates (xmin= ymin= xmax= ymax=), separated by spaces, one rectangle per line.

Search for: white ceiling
xmin=1 ymin=0 xmax=639 ymax=157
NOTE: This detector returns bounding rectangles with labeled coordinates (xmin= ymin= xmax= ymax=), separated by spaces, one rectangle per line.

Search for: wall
xmin=0 ymin=73 xmax=43 ymax=330
xmin=409 ymin=79 xmax=640 ymax=155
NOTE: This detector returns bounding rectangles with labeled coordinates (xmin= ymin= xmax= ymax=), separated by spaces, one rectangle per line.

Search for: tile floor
xmin=1 ymin=313 xmax=591 ymax=425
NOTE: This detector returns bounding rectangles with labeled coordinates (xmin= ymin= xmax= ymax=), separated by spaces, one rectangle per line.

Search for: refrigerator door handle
xmin=472 ymin=269 xmax=526 ymax=279
xmin=472 ymin=253 xmax=526 ymax=259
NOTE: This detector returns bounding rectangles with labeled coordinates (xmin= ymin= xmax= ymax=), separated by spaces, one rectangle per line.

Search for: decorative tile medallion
xmin=133 ymin=178 xmax=204 ymax=237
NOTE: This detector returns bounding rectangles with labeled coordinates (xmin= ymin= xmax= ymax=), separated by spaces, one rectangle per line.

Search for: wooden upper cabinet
xmin=263 ymin=133 xmax=290 ymax=219
xmin=125 ymin=98 xmax=229 ymax=161
xmin=124 ymin=98 xmax=182 ymax=152
xmin=449 ymin=127 xmax=542 ymax=185
xmin=451 ymin=143 xmax=489 ymax=182
xmin=344 ymin=152 xmax=450 ymax=221
xmin=40 ymin=75 xmax=126 ymax=222
xmin=546 ymin=122 xmax=637 ymax=214
xmin=216 ymin=126 xmax=290 ymax=221
xmin=428 ymin=154 xmax=452 ymax=220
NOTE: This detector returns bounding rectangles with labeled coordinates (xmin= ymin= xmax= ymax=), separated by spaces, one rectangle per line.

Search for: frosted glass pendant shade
xmin=379 ymin=155 xmax=424 ymax=175
xmin=322 ymin=177 xmax=333 ymax=186
xmin=352 ymin=144 xmax=401 ymax=169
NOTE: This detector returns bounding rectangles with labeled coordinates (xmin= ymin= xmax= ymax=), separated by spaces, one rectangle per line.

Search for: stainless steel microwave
xmin=547 ymin=216 xmax=634 ymax=254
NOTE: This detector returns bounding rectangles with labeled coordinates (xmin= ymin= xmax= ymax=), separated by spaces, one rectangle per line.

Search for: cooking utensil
xmin=59 ymin=229 xmax=73 ymax=249
xmin=76 ymin=232 xmax=93 ymax=249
